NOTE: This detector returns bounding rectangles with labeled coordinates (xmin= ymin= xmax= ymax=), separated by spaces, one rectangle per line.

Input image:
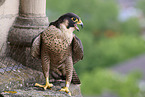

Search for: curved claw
xmin=60 ymin=87 xmax=71 ymax=96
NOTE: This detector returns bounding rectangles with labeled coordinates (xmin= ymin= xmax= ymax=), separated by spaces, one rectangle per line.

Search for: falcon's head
xmin=49 ymin=13 xmax=83 ymax=31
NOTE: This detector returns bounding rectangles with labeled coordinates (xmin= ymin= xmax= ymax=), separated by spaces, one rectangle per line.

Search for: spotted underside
xmin=41 ymin=25 xmax=73 ymax=65
xmin=31 ymin=25 xmax=83 ymax=84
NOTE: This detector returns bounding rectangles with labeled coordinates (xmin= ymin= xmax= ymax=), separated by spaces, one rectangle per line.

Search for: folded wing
xmin=31 ymin=33 xmax=41 ymax=59
xmin=72 ymin=35 xmax=84 ymax=64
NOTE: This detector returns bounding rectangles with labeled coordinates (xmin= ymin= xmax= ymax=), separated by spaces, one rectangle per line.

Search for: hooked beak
xmin=74 ymin=20 xmax=83 ymax=31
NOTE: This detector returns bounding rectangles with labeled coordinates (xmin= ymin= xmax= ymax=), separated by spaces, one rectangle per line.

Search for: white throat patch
xmin=59 ymin=19 xmax=74 ymax=43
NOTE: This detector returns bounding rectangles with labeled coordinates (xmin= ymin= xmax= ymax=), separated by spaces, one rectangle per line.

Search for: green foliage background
xmin=46 ymin=0 xmax=145 ymax=96
xmin=80 ymin=69 xmax=142 ymax=97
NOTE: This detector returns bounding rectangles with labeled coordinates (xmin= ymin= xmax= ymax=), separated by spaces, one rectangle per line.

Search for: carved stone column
xmin=8 ymin=0 xmax=48 ymax=46
xmin=7 ymin=0 xmax=48 ymax=71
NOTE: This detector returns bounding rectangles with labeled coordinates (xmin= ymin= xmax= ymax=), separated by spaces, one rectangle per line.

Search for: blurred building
xmin=117 ymin=0 xmax=145 ymax=38
xmin=117 ymin=0 xmax=141 ymax=21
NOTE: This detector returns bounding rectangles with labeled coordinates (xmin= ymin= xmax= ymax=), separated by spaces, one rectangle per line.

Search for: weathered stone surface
xmin=6 ymin=6 xmax=49 ymax=70
xmin=0 ymin=0 xmax=19 ymax=51
xmin=1 ymin=84 xmax=82 ymax=97
xmin=8 ymin=16 xmax=48 ymax=47
xmin=0 ymin=57 xmax=44 ymax=91
xmin=15 ymin=16 xmax=49 ymax=27
xmin=5 ymin=45 xmax=42 ymax=71
xmin=0 ymin=57 xmax=82 ymax=97
xmin=8 ymin=27 xmax=44 ymax=47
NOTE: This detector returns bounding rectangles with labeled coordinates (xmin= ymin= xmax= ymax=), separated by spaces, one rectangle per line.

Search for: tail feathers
xmin=71 ymin=68 xmax=81 ymax=84
xmin=51 ymin=68 xmax=81 ymax=84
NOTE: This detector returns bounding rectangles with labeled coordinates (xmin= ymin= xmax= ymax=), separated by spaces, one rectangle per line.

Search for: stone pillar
xmin=19 ymin=0 xmax=46 ymax=17
xmin=7 ymin=0 xmax=48 ymax=71
xmin=8 ymin=0 xmax=48 ymax=46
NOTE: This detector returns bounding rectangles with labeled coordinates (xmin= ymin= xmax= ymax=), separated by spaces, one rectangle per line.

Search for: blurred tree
xmin=46 ymin=0 xmax=118 ymax=32
xmin=137 ymin=0 xmax=145 ymax=15
xmin=119 ymin=18 xmax=141 ymax=35
xmin=75 ymin=35 xmax=145 ymax=74
xmin=80 ymin=69 xmax=142 ymax=97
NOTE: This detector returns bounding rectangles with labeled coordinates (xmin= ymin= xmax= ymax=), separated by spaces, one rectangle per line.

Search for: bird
xmin=31 ymin=13 xmax=83 ymax=96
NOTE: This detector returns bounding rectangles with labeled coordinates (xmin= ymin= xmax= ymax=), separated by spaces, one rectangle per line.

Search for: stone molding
xmin=8 ymin=16 xmax=48 ymax=47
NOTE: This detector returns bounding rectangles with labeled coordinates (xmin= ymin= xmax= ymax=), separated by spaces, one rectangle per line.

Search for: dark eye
xmin=71 ymin=17 xmax=78 ymax=22
xmin=73 ymin=18 xmax=76 ymax=21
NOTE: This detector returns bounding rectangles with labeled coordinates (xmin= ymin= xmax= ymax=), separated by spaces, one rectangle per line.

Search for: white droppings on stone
xmin=7 ymin=42 xmax=10 ymax=44
xmin=20 ymin=84 xmax=22 ymax=87
xmin=17 ymin=70 xmax=20 ymax=72
xmin=26 ymin=83 xmax=28 ymax=86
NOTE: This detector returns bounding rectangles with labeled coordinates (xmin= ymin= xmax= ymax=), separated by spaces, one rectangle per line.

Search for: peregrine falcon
xmin=31 ymin=13 xmax=83 ymax=96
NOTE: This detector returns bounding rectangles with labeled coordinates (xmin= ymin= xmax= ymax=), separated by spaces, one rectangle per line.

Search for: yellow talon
xmin=60 ymin=87 xmax=71 ymax=96
xmin=35 ymin=83 xmax=53 ymax=90
xmin=35 ymin=77 xmax=53 ymax=90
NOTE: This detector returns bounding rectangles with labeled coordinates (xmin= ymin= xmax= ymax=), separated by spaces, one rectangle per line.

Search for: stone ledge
xmin=1 ymin=84 xmax=82 ymax=97
xmin=0 ymin=57 xmax=82 ymax=97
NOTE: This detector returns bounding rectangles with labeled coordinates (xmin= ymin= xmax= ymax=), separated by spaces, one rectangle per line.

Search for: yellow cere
xmin=77 ymin=20 xmax=82 ymax=24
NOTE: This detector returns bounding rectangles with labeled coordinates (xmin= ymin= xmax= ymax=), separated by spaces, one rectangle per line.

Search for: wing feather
xmin=31 ymin=33 xmax=42 ymax=58
xmin=72 ymin=35 xmax=84 ymax=64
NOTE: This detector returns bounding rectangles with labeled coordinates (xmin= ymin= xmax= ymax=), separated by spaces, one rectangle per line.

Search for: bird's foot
xmin=60 ymin=87 xmax=71 ymax=96
xmin=35 ymin=83 xmax=53 ymax=90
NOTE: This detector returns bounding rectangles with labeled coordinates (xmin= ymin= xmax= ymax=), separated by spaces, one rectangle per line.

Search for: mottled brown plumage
xmin=31 ymin=13 xmax=83 ymax=96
